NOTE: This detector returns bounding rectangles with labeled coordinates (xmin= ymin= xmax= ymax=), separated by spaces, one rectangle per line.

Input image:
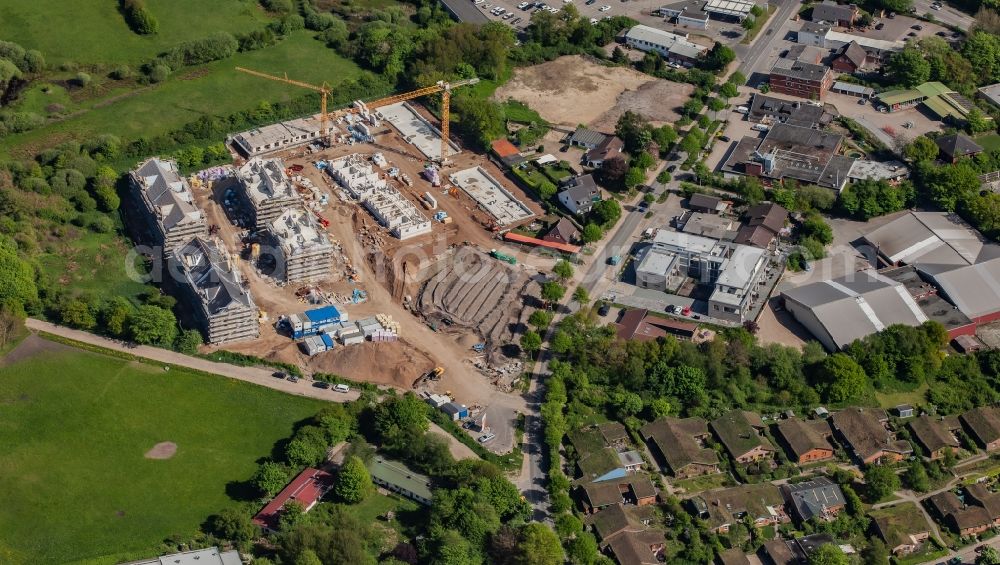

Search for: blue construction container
xmin=289 ymin=305 xmax=346 ymax=339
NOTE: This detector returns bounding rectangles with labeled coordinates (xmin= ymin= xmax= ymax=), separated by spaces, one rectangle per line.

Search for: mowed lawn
xmin=0 ymin=32 xmax=367 ymax=156
xmin=0 ymin=337 xmax=327 ymax=564
xmin=0 ymin=0 xmax=271 ymax=66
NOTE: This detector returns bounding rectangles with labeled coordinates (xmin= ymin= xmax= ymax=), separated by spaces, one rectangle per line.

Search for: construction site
xmin=140 ymin=68 xmax=555 ymax=454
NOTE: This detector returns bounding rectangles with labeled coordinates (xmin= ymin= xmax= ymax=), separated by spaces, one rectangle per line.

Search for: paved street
xmin=734 ymin=0 xmax=801 ymax=81
xmin=912 ymin=0 xmax=975 ymax=29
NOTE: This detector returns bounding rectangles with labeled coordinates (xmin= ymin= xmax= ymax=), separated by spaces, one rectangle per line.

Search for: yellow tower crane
xmin=235 ymin=67 xmax=478 ymax=162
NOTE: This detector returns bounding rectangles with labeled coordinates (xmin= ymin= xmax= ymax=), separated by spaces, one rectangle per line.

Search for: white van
xmin=752 ymin=123 xmax=770 ymax=132
xmin=333 ymin=383 xmax=350 ymax=393
xmin=735 ymin=106 xmax=749 ymax=114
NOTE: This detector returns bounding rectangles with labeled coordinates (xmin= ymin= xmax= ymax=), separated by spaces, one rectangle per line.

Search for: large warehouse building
xmin=782 ymin=212 xmax=998 ymax=349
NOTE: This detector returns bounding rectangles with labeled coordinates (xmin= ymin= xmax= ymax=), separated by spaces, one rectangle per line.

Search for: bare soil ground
xmin=309 ymin=341 xmax=433 ymax=389
xmin=144 ymin=442 xmax=177 ymax=460
xmin=493 ymin=55 xmax=691 ymax=130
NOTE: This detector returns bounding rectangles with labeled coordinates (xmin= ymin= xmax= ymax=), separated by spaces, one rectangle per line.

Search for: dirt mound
xmin=308 ymin=340 xmax=433 ymax=389
xmin=493 ymin=55 xmax=651 ymax=126
xmin=144 ymin=442 xmax=177 ymax=460
xmin=589 ymin=80 xmax=695 ymax=132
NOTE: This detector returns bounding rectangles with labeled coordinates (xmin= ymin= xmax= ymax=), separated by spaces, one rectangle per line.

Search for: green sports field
xmin=0 ymin=336 xmax=327 ymax=564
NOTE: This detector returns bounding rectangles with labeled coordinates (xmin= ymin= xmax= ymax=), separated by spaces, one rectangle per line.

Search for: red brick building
xmin=769 ymin=59 xmax=834 ymax=100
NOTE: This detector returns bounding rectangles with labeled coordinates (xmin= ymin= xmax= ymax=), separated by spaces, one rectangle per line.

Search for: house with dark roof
xmin=368 ymin=457 xmax=434 ymax=505
xmin=171 ymin=238 xmax=260 ymax=344
xmin=748 ymin=94 xmax=832 ymax=129
xmin=908 ymin=415 xmax=960 ymax=460
xmin=721 ymin=124 xmax=855 ymax=192
xmin=558 ymin=174 xmax=601 ymax=215
xmin=585 ymin=136 xmax=625 ymax=167
xmin=831 ymin=41 xmax=869 ymax=73
xmin=568 ymin=127 xmax=610 ymax=149
xmin=759 ymin=533 xmax=838 ymax=565
xmin=961 ymin=406 xmax=1000 ymax=452
xmin=781 ymin=477 xmax=846 ymax=523
xmin=576 ymin=475 xmax=658 ymax=513
xmin=830 ymin=407 xmax=911 ymax=465
xmin=710 ymin=410 xmax=775 ymax=464
xmin=769 ymin=58 xmax=834 ymax=100
xmin=929 ymin=484 xmax=1000 ymax=536
xmin=870 ymin=503 xmax=932 ymax=555
xmin=811 ymin=0 xmax=859 ymax=26
xmin=605 ymin=529 xmax=666 ymax=565
xmin=569 ymin=426 xmax=629 ymax=483
xmin=691 ymin=483 xmax=790 ymax=533
xmin=585 ymin=503 xmax=665 ymax=565
xmin=252 ymin=467 xmax=334 ymax=532
xmin=717 ymin=548 xmax=752 ymax=565
xmin=936 ymin=133 xmax=984 ymax=163
xmin=775 ymin=418 xmax=835 ymax=464
xmin=615 ymin=308 xmax=699 ymax=342
xmin=640 ymin=417 xmax=720 ymax=478
xmin=542 ymin=217 xmax=579 ymax=246
xmin=688 ymin=193 xmax=730 ymax=214
xmin=130 ymin=157 xmax=208 ymax=252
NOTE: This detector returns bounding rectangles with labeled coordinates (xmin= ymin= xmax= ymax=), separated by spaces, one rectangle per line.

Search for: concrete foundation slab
xmin=449 ymin=167 xmax=534 ymax=226
xmin=377 ymin=102 xmax=459 ymax=161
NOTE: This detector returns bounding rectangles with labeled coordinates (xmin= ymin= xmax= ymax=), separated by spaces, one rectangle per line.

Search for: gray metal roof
xmin=132 ymin=158 xmax=204 ymax=232
xmin=126 ymin=547 xmax=241 ymax=565
xmin=173 ymin=238 xmax=255 ymax=315
xmin=929 ymin=257 xmax=1000 ymax=320
xmin=569 ymin=128 xmax=609 ymax=147
xmin=863 ymin=212 xmax=1000 ymax=267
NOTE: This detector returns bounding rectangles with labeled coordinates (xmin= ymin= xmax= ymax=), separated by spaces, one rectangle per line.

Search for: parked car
xmin=599 ymin=4 xmax=611 ymax=10
xmin=313 ymin=381 xmax=331 ymax=389
xmin=638 ymin=201 xmax=649 ymax=211
xmin=875 ymin=23 xmax=884 ymax=29
xmin=590 ymin=17 xmax=599 ymax=24
xmin=518 ymin=1 xmax=529 ymax=7
xmin=462 ymin=420 xmax=475 ymax=429
xmin=719 ymin=135 xmax=730 ymax=142
xmin=272 ymin=371 xmax=287 ymax=379
xmin=478 ymin=433 xmax=496 ymax=443
xmin=598 ymin=302 xmax=611 ymax=316
xmin=333 ymin=383 xmax=350 ymax=393
xmin=287 ymin=375 xmax=299 ymax=383
xmin=666 ymin=164 xmax=677 ymax=172
xmin=912 ymin=24 xmax=923 ymax=30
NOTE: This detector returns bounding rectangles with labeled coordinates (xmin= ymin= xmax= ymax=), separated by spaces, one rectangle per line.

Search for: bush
xmin=261 ymin=0 xmax=293 ymax=13
xmin=121 ymin=0 xmax=159 ymax=35
xmin=147 ymin=63 xmax=170 ymax=83
xmin=74 ymin=72 xmax=91 ymax=87
xmin=109 ymin=65 xmax=132 ymax=80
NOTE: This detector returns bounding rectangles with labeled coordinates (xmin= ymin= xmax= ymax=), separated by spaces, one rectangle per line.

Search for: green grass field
xmin=0 ymin=337 xmax=328 ymax=564
xmin=1 ymin=32 xmax=367 ymax=157
xmin=35 ymin=229 xmax=150 ymax=303
xmin=0 ymin=0 xmax=272 ymax=66
xmin=975 ymin=133 xmax=1000 ymax=153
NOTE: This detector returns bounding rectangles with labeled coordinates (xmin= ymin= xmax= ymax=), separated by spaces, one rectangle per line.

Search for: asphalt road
xmin=912 ymin=0 xmax=975 ymax=30
xmin=735 ymin=0 xmax=801 ymax=80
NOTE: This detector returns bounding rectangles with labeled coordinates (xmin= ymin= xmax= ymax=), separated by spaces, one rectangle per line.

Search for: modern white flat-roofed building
xmin=127 ymin=547 xmax=241 ymax=565
xmin=704 ymin=0 xmax=755 ymax=20
xmin=267 ymin=207 xmax=335 ymax=282
xmin=624 ymin=25 xmax=708 ymax=64
xmin=230 ymin=116 xmax=324 ymax=157
xmin=708 ymin=245 xmax=768 ymax=323
xmin=237 ymin=157 xmax=303 ymax=229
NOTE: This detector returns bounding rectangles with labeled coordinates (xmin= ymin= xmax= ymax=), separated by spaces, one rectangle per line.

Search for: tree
xmin=705 ymin=42 xmax=735 ymax=70
xmin=651 ymin=125 xmax=677 ymax=149
xmin=800 ymin=215 xmax=833 ymax=245
xmin=919 ymin=160 xmax=981 ymax=212
xmin=59 ymin=298 xmax=96 ymax=330
xmin=978 ymin=547 xmax=1000 ymax=565
xmin=624 ymin=167 xmax=645 ymax=189
xmin=293 ymin=549 xmax=324 ymax=565
xmin=209 ymin=506 xmax=259 ymax=544
xmin=572 ymin=286 xmax=589 ymax=305
xmin=126 ymin=305 xmax=177 ymax=346
xmin=864 ymin=464 xmax=901 ymax=501
xmin=599 ymin=156 xmax=628 ymax=186
xmin=963 ymin=31 xmax=1000 ymax=85
xmin=818 ymin=353 xmax=869 ymax=404
xmin=612 ymin=390 xmax=643 ymax=418
xmin=633 ymin=151 xmax=655 ymax=171
xmin=335 ymin=456 xmax=373 ymax=503
xmin=0 ymin=59 xmax=22 ymax=85
xmin=741 ymin=17 xmax=755 ymax=30
xmin=516 ymin=523 xmax=564 ymax=565
xmin=521 ymin=331 xmax=542 ymax=355
xmin=904 ymin=459 xmax=930 ymax=492
xmin=554 ymin=513 xmax=582 ymax=539
xmin=592 ymin=199 xmax=622 ymax=226
xmin=615 ymin=111 xmax=652 ymax=154
xmin=541 ymin=281 xmax=566 ymax=303
xmin=611 ymin=46 xmax=629 ymax=64
xmin=581 ymin=223 xmax=603 ymax=243
xmin=0 ymin=235 xmax=38 ymax=310
xmin=122 ymin=0 xmax=159 ymax=35
xmin=552 ymin=259 xmax=574 ymax=281
xmin=904 ymin=135 xmax=938 ymax=163
xmin=253 ymin=461 xmax=291 ymax=497
xmin=807 ymin=544 xmax=849 ymax=565
xmin=529 ymin=309 xmax=554 ymax=329
xmin=707 ymin=98 xmax=726 ymax=112
xmin=863 ymin=538 xmax=890 ymax=565
xmin=566 ymin=532 xmax=600 ymax=565
xmin=285 ymin=426 xmax=330 ymax=468
xmin=374 ymin=393 xmax=429 ymax=444
xmin=719 ymin=82 xmax=738 ymax=98
xmin=967 ymin=108 xmax=992 ymax=134
xmin=888 ymin=48 xmax=931 ymax=87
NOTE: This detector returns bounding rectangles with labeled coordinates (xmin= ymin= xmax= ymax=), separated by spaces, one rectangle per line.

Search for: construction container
xmin=371 ymin=330 xmax=398 ymax=342
xmin=340 ymin=330 xmax=364 ymax=345
xmin=441 ymin=401 xmax=469 ymax=420
xmin=288 ymin=305 xmax=347 ymax=339
xmin=300 ymin=333 xmax=335 ymax=356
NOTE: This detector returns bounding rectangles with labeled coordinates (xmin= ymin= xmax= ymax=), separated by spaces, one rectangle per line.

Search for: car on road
xmin=313 ymin=381 xmax=330 ymax=389
xmin=333 ymin=383 xmax=350 ymax=393
xmin=666 ymin=164 xmax=677 ymax=172
xmin=719 ymin=135 xmax=730 ymax=142
xmin=478 ymin=433 xmax=497 ymax=443
xmin=637 ymin=201 xmax=649 ymax=211
xmin=875 ymin=22 xmax=885 ymax=29
xmin=272 ymin=371 xmax=287 ymax=379
xmin=287 ymin=375 xmax=299 ymax=383
xmin=931 ymin=3 xmax=942 ymax=9
xmin=518 ymin=1 xmax=529 ymax=6
xmin=599 ymin=4 xmax=611 ymax=10
xmin=598 ymin=302 xmax=611 ymax=316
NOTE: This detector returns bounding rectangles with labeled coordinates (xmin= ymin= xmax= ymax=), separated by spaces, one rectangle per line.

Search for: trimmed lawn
xmin=875 ymin=383 xmax=928 ymax=409
xmin=673 ymin=472 xmax=732 ymax=494
xmin=1 ymin=32 xmax=368 ymax=157
xmin=975 ymin=133 xmax=1000 ymax=153
xmin=0 ymin=0 xmax=273 ymax=66
xmin=0 ymin=337 xmax=328 ymax=564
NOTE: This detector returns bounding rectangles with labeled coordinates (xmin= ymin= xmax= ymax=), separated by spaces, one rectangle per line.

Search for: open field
xmin=35 ymin=230 xmax=149 ymax=303
xmin=1 ymin=32 xmax=367 ymax=157
xmin=0 ymin=0 xmax=272 ymax=66
xmin=493 ymin=55 xmax=691 ymax=129
xmin=0 ymin=335 xmax=327 ymax=564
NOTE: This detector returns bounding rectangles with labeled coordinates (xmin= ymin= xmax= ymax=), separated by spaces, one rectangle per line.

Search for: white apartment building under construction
xmin=329 ymin=154 xmax=431 ymax=240
xmin=237 ymin=157 xmax=302 ymax=229
xmin=267 ymin=207 xmax=335 ymax=282
xmin=130 ymin=157 xmax=208 ymax=252
xmin=171 ymin=237 xmax=259 ymax=344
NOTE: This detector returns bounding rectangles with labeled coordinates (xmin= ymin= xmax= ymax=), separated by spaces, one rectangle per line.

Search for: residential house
xmin=542 ymin=217 xmax=579 ymax=245
xmin=908 ymin=415 xmax=960 ymax=460
xmin=688 ymin=193 xmax=730 ymax=214
xmin=658 ymin=0 xmax=710 ymax=30
xmin=717 ymin=548 xmax=752 ymax=565
xmin=615 ymin=308 xmax=699 ymax=342
xmin=558 ymin=174 xmax=601 ymax=215
xmin=870 ymin=503 xmax=932 ymax=555
xmin=598 ymin=422 xmax=630 ymax=448
xmin=640 ymin=417 xmax=720 ymax=478
xmin=769 ymin=58 xmax=835 ymax=100
xmin=130 ymin=547 xmax=241 ymax=565
xmin=577 ymin=475 xmax=658 ymax=513
xmin=775 ymin=418 xmax=835 ymax=464
xmin=586 ymin=504 xmax=665 ymax=565
xmin=711 ymin=410 xmax=775 ymax=464
xmin=781 ymin=477 xmax=846 ymax=523
xmin=252 ymin=467 xmax=334 ymax=532
xmin=748 ymin=94 xmax=833 ymax=129
xmin=830 ymin=41 xmax=869 ymax=73
xmin=623 ymin=25 xmax=708 ymax=65
xmin=567 ymin=127 xmax=609 ymax=149
xmin=691 ymin=483 xmax=790 ymax=533
xmin=936 ymin=133 xmax=984 ymax=164
xmin=759 ymin=533 xmax=838 ymax=565
xmin=368 ymin=457 xmax=434 ymax=505
xmin=829 ymin=407 xmax=911 ymax=464
xmin=130 ymin=157 xmax=208 ymax=253
xmin=929 ymin=484 xmax=1000 ymax=536
xmin=811 ymin=1 xmax=859 ymax=26
xmin=619 ymin=451 xmax=644 ymax=472
xmin=797 ymin=21 xmax=832 ymax=47
xmin=585 ymin=136 xmax=625 ymax=167
xmin=961 ymin=406 xmax=1000 ymax=452
xmin=570 ymin=426 xmax=630 ymax=483
xmin=734 ymin=202 xmax=789 ymax=249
